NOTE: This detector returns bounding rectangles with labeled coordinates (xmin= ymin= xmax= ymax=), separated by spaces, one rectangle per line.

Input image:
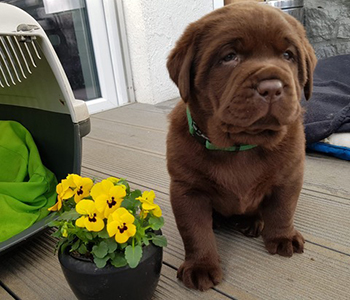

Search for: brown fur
xmin=166 ymin=2 xmax=317 ymax=291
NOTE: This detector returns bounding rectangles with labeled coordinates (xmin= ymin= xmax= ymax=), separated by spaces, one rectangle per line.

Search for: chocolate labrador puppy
xmin=166 ymin=2 xmax=317 ymax=291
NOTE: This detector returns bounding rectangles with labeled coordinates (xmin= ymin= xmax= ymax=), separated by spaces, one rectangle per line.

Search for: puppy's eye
xmin=222 ymin=53 xmax=237 ymax=63
xmin=283 ymin=51 xmax=294 ymax=61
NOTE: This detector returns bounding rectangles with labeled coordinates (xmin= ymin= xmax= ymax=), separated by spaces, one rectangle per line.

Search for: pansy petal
xmin=76 ymin=200 xmax=95 ymax=215
xmin=115 ymin=232 xmax=129 ymax=244
xmin=70 ymin=174 xmax=82 ymax=185
xmin=66 ymin=174 xmax=78 ymax=188
xmin=56 ymin=183 xmax=63 ymax=194
xmin=91 ymin=180 xmax=113 ymax=200
xmin=153 ymin=205 xmax=162 ymax=217
xmin=120 ymin=212 xmax=135 ymax=224
xmin=62 ymin=189 xmax=75 ymax=200
xmin=85 ymin=217 xmax=104 ymax=232
xmin=143 ymin=190 xmax=155 ymax=202
xmin=81 ymin=178 xmax=94 ymax=193
xmin=115 ymin=207 xmax=129 ymax=217
xmin=76 ymin=216 xmax=87 ymax=228
xmin=127 ymin=223 xmax=136 ymax=237
xmin=65 ymin=174 xmax=76 ymax=188
xmin=48 ymin=198 xmax=62 ymax=211
xmin=107 ymin=177 xmax=120 ymax=184
xmin=107 ymin=220 xmax=118 ymax=237
xmin=115 ymin=223 xmax=136 ymax=243
xmin=100 ymin=179 xmax=114 ymax=193
xmin=142 ymin=201 xmax=157 ymax=210
xmin=95 ymin=195 xmax=109 ymax=213
xmin=103 ymin=204 xmax=119 ymax=219
xmin=62 ymin=178 xmax=73 ymax=190
xmin=110 ymin=186 xmax=127 ymax=199
xmin=96 ymin=210 xmax=105 ymax=220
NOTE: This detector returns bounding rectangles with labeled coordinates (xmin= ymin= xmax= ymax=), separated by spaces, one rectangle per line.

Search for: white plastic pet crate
xmin=0 ymin=3 xmax=90 ymax=252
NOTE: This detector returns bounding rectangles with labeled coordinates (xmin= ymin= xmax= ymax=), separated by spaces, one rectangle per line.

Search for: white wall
xmin=122 ymin=0 xmax=215 ymax=104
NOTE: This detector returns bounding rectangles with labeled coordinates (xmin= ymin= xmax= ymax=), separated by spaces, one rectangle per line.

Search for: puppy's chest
xmin=208 ymin=158 xmax=274 ymax=215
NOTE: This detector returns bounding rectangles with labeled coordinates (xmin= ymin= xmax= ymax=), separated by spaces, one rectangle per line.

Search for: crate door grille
xmin=0 ymin=35 xmax=41 ymax=88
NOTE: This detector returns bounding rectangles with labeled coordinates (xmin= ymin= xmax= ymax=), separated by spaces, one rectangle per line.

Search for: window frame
xmin=85 ymin=0 xmax=134 ymax=114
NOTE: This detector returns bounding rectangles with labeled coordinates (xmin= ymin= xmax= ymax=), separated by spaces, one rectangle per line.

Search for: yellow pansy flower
xmin=107 ymin=208 xmax=136 ymax=243
xmin=75 ymin=200 xmax=105 ymax=232
xmin=91 ymin=180 xmax=126 ymax=218
xmin=48 ymin=179 xmax=75 ymax=211
xmin=67 ymin=174 xmax=94 ymax=203
xmin=48 ymin=194 xmax=63 ymax=211
xmin=106 ymin=177 xmax=127 ymax=191
xmin=106 ymin=177 xmax=120 ymax=184
xmin=136 ymin=190 xmax=162 ymax=217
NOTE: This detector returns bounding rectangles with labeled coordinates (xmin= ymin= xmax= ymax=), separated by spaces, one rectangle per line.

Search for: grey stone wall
xmin=305 ymin=0 xmax=350 ymax=58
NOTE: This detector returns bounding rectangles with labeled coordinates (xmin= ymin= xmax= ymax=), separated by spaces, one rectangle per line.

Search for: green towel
xmin=0 ymin=121 xmax=57 ymax=242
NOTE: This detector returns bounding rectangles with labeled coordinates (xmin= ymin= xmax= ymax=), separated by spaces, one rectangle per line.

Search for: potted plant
xmin=48 ymin=174 xmax=167 ymax=300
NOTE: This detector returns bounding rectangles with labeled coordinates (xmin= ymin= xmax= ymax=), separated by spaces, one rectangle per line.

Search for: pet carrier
xmin=0 ymin=3 xmax=90 ymax=252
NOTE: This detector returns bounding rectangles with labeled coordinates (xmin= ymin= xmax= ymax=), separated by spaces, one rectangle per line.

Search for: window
xmin=1 ymin=0 xmax=133 ymax=113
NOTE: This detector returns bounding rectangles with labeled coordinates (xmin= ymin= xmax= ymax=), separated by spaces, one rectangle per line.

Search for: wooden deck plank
xmin=0 ymin=286 xmax=13 ymax=300
xmin=92 ymin=104 xmax=169 ymax=132
xmin=86 ymin=117 xmax=167 ymax=156
xmin=0 ymin=232 xmax=75 ymax=300
xmin=82 ymin=138 xmax=169 ymax=194
xmin=304 ymin=154 xmax=350 ymax=199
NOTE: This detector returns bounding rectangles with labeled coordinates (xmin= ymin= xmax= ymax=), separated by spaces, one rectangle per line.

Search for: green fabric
xmin=0 ymin=121 xmax=57 ymax=242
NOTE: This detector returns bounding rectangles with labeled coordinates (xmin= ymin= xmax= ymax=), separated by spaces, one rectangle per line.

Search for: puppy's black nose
xmin=257 ymin=80 xmax=283 ymax=102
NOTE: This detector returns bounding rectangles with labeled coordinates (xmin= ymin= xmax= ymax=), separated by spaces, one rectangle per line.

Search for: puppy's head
xmin=167 ymin=2 xmax=317 ymax=148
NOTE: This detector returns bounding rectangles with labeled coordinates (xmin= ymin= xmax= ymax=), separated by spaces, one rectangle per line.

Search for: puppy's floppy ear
xmin=284 ymin=14 xmax=317 ymax=100
xmin=302 ymin=40 xmax=317 ymax=100
xmin=167 ymin=26 xmax=198 ymax=103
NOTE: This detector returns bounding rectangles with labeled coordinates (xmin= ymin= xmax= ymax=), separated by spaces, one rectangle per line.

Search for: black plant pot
xmin=58 ymin=242 xmax=163 ymax=300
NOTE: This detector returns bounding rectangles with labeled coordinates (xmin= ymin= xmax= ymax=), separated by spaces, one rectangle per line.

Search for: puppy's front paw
xmin=264 ymin=230 xmax=305 ymax=257
xmin=177 ymin=260 xmax=223 ymax=291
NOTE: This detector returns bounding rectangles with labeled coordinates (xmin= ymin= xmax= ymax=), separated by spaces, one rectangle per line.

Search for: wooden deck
xmin=1 ymin=99 xmax=349 ymax=299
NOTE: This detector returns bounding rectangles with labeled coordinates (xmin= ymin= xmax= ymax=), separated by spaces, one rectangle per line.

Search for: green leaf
xmin=48 ymin=220 xmax=62 ymax=227
xmin=58 ymin=239 xmax=69 ymax=254
xmin=110 ymin=252 xmax=128 ymax=268
xmin=51 ymin=229 xmax=62 ymax=238
xmin=71 ymin=239 xmax=81 ymax=251
xmin=117 ymin=179 xmax=130 ymax=192
xmin=152 ymin=235 xmax=167 ymax=247
xmin=92 ymin=242 xmax=109 ymax=259
xmin=121 ymin=199 xmax=139 ymax=212
xmin=148 ymin=216 xmax=164 ymax=230
xmin=119 ymin=242 xmax=128 ymax=249
xmin=85 ymin=232 xmax=93 ymax=240
xmin=142 ymin=236 xmax=150 ymax=246
xmin=97 ymin=228 xmax=110 ymax=239
xmin=105 ymin=238 xmax=118 ymax=253
xmin=125 ymin=245 xmax=142 ymax=268
xmin=130 ymin=189 xmax=142 ymax=199
xmin=94 ymin=256 xmax=109 ymax=268
xmin=57 ymin=210 xmax=80 ymax=221
xmin=78 ymin=243 xmax=87 ymax=255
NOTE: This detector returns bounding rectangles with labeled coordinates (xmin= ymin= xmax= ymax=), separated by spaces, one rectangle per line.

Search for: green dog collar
xmin=186 ymin=107 xmax=257 ymax=152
